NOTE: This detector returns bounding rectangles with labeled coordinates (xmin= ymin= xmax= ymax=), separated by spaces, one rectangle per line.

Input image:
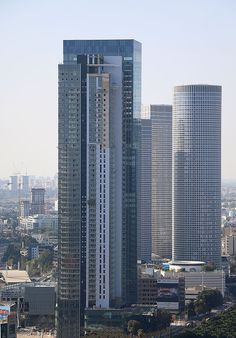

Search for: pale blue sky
xmin=0 ymin=0 xmax=236 ymax=178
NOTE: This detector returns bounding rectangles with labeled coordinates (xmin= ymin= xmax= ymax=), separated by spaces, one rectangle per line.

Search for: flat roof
xmin=170 ymin=261 xmax=205 ymax=266
xmin=0 ymin=270 xmax=31 ymax=284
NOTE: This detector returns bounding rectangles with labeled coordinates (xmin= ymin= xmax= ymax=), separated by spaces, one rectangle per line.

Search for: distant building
xmin=30 ymin=188 xmax=45 ymax=215
xmin=22 ymin=176 xmax=29 ymax=199
xmin=9 ymin=176 xmax=18 ymax=197
xmin=28 ymin=245 xmax=39 ymax=260
xmin=20 ymin=200 xmax=30 ymax=218
xmin=20 ymin=214 xmax=58 ymax=232
xmin=222 ymin=235 xmax=236 ymax=256
xmin=27 ymin=243 xmax=54 ymax=260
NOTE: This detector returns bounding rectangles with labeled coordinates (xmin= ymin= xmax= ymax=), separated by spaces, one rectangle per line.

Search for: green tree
xmin=202 ymin=262 xmax=216 ymax=272
xmin=27 ymin=259 xmax=40 ymax=277
xmin=196 ymin=289 xmax=223 ymax=312
xmin=127 ymin=320 xmax=142 ymax=336
xmin=195 ymin=299 xmax=210 ymax=314
xmin=176 ymin=331 xmax=199 ymax=338
xmin=2 ymin=243 xmax=20 ymax=266
xmin=38 ymin=250 xmax=53 ymax=273
xmin=137 ymin=328 xmax=144 ymax=337
xmin=187 ymin=300 xmax=196 ymax=319
xmin=152 ymin=309 xmax=172 ymax=331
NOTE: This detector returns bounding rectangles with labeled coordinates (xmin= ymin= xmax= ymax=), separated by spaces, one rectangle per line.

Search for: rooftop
xmin=170 ymin=261 xmax=205 ymax=266
xmin=0 ymin=270 xmax=31 ymax=284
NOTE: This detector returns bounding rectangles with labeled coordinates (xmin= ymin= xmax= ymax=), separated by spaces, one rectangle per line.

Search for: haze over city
xmin=1 ymin=0 xmax=236 ymax=178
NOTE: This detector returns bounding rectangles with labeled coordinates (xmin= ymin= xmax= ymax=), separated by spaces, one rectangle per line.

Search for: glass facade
xmin=172 ymin=85 xmax=221 ymax=267
xmin=151 ymin=105 xmax=172 ymax=259
xmin=58 ymin=40 xmax=141 ymax=338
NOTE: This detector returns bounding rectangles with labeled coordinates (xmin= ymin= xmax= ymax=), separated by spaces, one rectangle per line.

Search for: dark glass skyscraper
xmin=137 ymin=118 xmax=152 ymax=262
xmin=58 ymin=40 xmax=141 ymax=338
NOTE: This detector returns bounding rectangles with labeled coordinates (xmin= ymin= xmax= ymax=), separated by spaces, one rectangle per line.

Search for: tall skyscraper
xmin=10 ymin=175 xmax=18 ymax=197
xmin=30 ymin=188 xmax=45 ymax=215
xmin=86 ymin=54 xmax=123 ymax=308
xmin=172 ymin=85 xmax=221 ymax=267
xmin=22 ymin=175 xmax=29 ymax=199
xmin=137 ymin=118 xmax=152 ymax=262
xmin=20 ymin=200 xmax=30 ymax=217
xmin=58 ymin=40 xmax=141 ymax=337
xmin=151 ymin=105 xmax=172 ymax=259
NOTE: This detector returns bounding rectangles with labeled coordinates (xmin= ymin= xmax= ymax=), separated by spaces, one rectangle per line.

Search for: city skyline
xmin=1 ymin=0 xmax=236 ymax=178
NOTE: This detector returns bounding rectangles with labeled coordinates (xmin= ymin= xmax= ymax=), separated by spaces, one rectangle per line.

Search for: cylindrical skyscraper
xmin=172 ymin=85 xmax=221 ymax=267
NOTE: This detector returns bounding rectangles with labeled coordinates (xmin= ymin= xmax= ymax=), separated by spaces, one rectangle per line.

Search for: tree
xmin=137 ymin=328 xmax=144 ymax=337
xmin=187 ymin=300 xmax=196 ymax=319
xmin=229 ymin=255 xmax=236 ymax=274
xmin=38 ymin=250 xmax=53 ymax=273
xmin=127 ymin=320 xmax=142 ymax=336
xmin=27 ymin=259 xmax=40 ymax=277
xmin=202 ymin=262 xmax=216 ymax=272
xmin=152 ymin=309 xmax=172 ymax=331
xmin=2 ymin=243 xmax=20 ymax=266
xmin=196 ymin=289 xmax=223 ymax=312
xmin=195 ymin=299 xmax=210 ymax=314
xmin=176 ymin=331 xmax=198 ymax=338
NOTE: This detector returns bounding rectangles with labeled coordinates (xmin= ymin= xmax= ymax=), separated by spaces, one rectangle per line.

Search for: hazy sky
xmin=0 ymin=0 xmax=236 ymax=178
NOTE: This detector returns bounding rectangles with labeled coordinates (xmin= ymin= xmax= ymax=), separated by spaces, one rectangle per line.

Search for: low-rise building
xmin=0 ymin=283 xmax=55 ymax=328
xmin=162 ymin=270 xmax=225 ymax=301
xmin=0 ymin=302 xmax=17 ymax=338
xmin=19 ymin=214 xmax=58 ymax=232
xmin=222 ymin=235 xmax=236 ymax=256
xmin=0 ymin=270 xmax=31 ymax=285
xmin=138 ymin=264 xmax=185 ymax=313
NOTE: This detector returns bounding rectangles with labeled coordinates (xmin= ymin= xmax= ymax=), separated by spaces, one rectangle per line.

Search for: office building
xmin=20 ymin=200 xmax=30 ymax=218
xmin=9 ymin=176 xmax=18 ymax=197
xmin=0 ymin=283 xmax=55 ymax=328
xmin=163 ymin=270 xmax=225 ymax=299
xmin=137 ymin=264 xmax=185 ymax=312
xmin=86 ymin=54 xmax=124 ymax=308
xmin=172 ymin=85 xmax=221 ymax=266
xmin=151 ymin=105 xmax=172 ymax=259
xmin=31 ymin=188 xmax=45 ymax=215
xmin=22 ymin=175 xmax=29 ymax=199
xmin=137 ymin=119 xmax=152 ymax=262
xmin=58 ymin=40 xmax=141 ymax=337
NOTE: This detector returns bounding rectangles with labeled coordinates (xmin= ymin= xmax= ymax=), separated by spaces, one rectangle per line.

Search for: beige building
xmin=222 ymin=235 xmax=236 ymax=255
xmin=163 ymin=270 xmax=225 ymax=298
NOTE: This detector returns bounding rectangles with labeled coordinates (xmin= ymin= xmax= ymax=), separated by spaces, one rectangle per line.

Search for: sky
xmin=0 ymin=0 xmax=236 ymax=179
